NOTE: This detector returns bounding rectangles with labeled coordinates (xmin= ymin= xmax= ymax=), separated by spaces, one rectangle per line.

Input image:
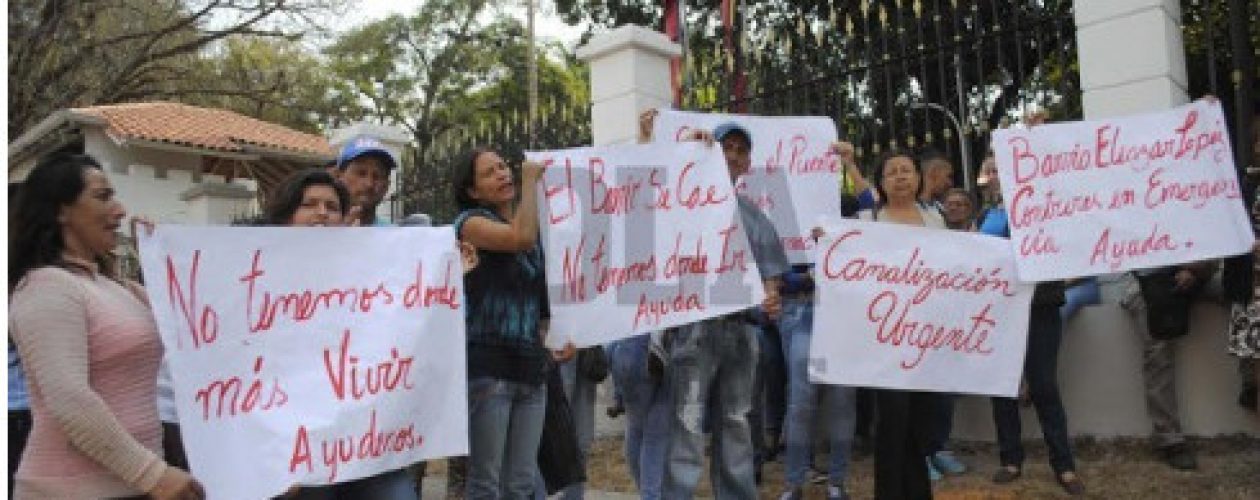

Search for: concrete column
xmin=1075 ymin=0 xmax=1189 ymax=118
xmin=576 ymin=25 xmax=681 ymax=146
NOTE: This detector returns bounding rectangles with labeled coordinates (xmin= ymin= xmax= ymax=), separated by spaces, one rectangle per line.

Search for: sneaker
xmin=1056 ymin=471 xmax=1086 ymax=496
xmin=809 ymin=466 xmax=828 ymax=485
xmin=991 ymin=465 xmax=1021 ymax=484
xmin=826 ymin=484 xmax=850 ymax=500
xmin=777 ymin=488 xmax=803 ymax=500
xmin=926 ymin=458 xmax=943 ymax=481
xmin=1160 ymin=443 xmax=1198 ymax=470
xmin=931 ymin=450 xmax=968 ymax=475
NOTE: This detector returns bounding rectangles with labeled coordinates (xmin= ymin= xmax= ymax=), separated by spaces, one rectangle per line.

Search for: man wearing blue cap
xmin=296 ymin=135 xmax=415 ymax=499
xmin=333 ymin=136 xmax=398 ymax=226
xmin=662 ymin=121 xmax=789 ymax=500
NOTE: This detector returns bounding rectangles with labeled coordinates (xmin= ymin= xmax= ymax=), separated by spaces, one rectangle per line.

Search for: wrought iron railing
xmin=395 ymin=98 xmax=592 ymax=224
xmin=678 ymin=0 xmax=1082 ymax=185
xmin=1182 ymin=0 xmax=1257 ymax=177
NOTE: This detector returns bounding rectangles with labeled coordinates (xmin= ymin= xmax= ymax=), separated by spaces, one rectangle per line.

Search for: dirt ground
xmin=580 ymin=434 xmax=1260 ymax=499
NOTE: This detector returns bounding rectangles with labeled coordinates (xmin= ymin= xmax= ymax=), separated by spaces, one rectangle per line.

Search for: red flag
xmin=719 ymin=0 xmax=747 ymax=111
xmin=663 ymin=0 xmax=683 ymax=107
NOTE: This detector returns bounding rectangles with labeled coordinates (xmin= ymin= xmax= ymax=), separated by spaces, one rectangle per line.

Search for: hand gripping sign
xmin=527 ymin=142 xmax=767 ymax=348
xmin=991 ymin=100 xmax=1254 ymax=282
xmin=138 ymin=226 xmax=467 ymax=500
xmin=651 ymin=110 xmax=843 ymax=264
xmin=810 ymin=219 xmax=1034 ymax=397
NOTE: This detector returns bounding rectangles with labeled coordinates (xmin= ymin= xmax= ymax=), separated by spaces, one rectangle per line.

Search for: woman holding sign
xmin=852 ymin=150 xmax=944 ymax=500
xmin=259 ymin=169 xmax=424 ymax=500
xmin=9 ymin=153 xmax=205 ymax=500
xmin=976 ymin=151 xmax=1085 ymax=496
xmin=452 ymin=148 xmax=574 ymax=500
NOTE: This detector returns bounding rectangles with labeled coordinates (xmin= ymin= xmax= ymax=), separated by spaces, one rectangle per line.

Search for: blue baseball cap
xmin=713 ymin=122 xmax=752 ymax=145
xmin=336 ymin=136 xmax=397 ymax=172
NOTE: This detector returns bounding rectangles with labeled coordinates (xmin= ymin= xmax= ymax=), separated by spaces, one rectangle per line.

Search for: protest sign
xmin=527 ymin=142 xmax=767 ymax=348
xmin=138 ymin=226 xmax=467 ymax=500
xmin=992 ymin=100 xmax=1253 ymax=281
xmin=651 ymin=110 xmax=842 ymax=263
xmin=810 ymin=219 xmax=1034 ymax=397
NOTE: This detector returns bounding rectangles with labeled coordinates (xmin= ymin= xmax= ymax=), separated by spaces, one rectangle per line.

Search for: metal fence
xmin=1183 ymin=0 xmax=1257 ymax=178
xmin=679 ymin=0 xmax=1082 ymax=187
xmin=394 ymin=98 xmax=591 ymax=224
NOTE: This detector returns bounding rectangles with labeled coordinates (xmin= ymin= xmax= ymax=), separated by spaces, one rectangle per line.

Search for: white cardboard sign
xmin=810 ymin=219 xmax=1034 ymax=397
xmin=527 ymin=142 xmax=767 ymax=348
xmin=652 ymin=110 xmax=842 ymax=264
xmin=138 ymin=226 xmax=468 ymax=500
xmin=992 ymin=100 xmax=1253 ymax=281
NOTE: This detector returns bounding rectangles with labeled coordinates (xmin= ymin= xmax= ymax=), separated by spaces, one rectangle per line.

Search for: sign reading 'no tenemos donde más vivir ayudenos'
xmin=139 ymin=226 xmax=467 ymax=500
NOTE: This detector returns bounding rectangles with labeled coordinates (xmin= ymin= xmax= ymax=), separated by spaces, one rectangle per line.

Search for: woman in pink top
xmin=9 ymin=153 xmax=204 ymax=500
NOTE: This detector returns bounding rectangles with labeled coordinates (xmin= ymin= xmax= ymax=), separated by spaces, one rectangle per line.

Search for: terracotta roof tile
xmin=72 ymin=102 xmax=334 ymax=158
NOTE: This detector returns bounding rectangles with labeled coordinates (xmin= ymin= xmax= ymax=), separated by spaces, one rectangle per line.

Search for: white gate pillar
xmin=576 ymin=25 xmax=681 ymax=146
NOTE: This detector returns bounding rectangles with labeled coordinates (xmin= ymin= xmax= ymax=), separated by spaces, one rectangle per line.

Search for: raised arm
xmin=833 ymin=141 xmax=870 ymax=195
xmin=458 ymin=161 xmax=545 ymax=253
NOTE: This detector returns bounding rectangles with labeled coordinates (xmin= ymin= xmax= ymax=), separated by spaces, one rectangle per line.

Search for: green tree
xmin=7 ymin=0 xmax=342 ymax=139
xmin=322 ymin=0 xmax=591 ymax=221
xmin=323 ymin=0 xmax=507 ymax=148
xmin=179 ymin=37 xmax=341 ymax=133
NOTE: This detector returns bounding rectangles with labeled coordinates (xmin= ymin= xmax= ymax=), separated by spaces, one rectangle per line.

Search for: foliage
xmin=320 ymin=0 xmax=591 ymax=222
xmin=181 ymin=37 xmax=341 ymax=133
xmin=7 ymin=0 xmax=343 ymax=139
xmin=556 ymin=1 xmax=1082 ymax=165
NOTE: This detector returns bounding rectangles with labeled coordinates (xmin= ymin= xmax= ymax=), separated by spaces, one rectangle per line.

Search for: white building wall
xmin=84 ymin=128 xmax=258 ymax=224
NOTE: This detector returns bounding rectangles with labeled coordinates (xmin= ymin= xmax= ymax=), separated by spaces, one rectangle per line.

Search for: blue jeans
xmin=991 ymin=305 xmax=1076 ymax=474
xmin=664 ymin=317 xmax=759 ymax=500
xmin=779 ymin=297 xmax=856 ymax=488
xmin=467 ymin=376 xmax=547 ymax=500
xmin=1061 ymin=277 xmax=1101 ymax=323
xmin=292 ymin=467 xmax=417 ymax=500
xmin=608 ymin=336 xmax=671 ymax=500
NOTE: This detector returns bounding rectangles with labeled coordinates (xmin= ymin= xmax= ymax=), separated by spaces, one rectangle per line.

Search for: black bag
xmin=1136 ymin=271 xmax=1203 ymax=340
xmin=537 ymin=363 xmax=586 ymax=494
xmin=576 ymin=346 xmax=610 ymax=383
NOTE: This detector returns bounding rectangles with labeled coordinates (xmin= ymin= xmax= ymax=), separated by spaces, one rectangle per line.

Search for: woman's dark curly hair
xmin=9 ymin=153 xmax=113 ymax=291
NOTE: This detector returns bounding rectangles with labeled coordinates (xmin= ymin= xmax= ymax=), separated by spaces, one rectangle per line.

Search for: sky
xmin=350 ymin=0 xmax=589 ymax=49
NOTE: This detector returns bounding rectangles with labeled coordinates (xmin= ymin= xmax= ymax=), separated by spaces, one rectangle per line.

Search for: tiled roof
xmin=72 ymin=102 xmax=334 ymax=159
